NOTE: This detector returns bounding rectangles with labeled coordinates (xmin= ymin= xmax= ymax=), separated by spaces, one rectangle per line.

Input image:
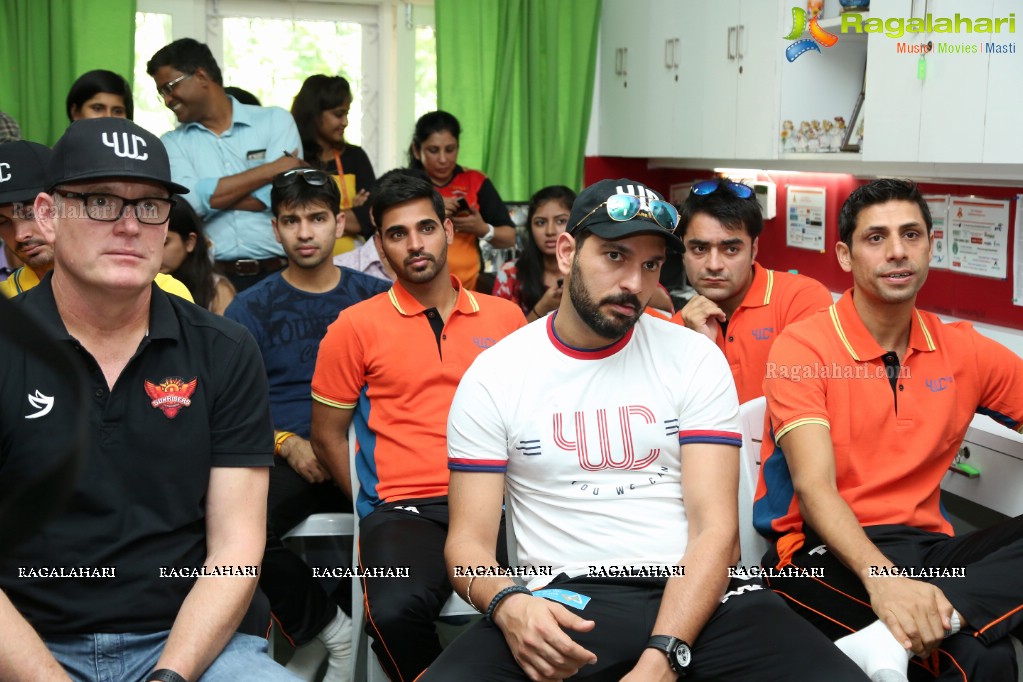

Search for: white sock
xmin=834 ymin=620 xmax=911 ymax=682
xmin=317 ymin=607 xmax=353 ymax=682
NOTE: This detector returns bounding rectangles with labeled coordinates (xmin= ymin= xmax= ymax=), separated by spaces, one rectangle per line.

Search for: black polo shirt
xmin=0 ymin=275 xmax=274 ymax=635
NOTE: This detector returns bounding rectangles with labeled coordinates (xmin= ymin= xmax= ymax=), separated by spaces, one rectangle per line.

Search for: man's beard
xmin=568 ymin=255 xmax=643 ymax=341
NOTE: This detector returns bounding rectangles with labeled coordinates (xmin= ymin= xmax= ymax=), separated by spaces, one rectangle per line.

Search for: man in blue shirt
xmin=226 ymin=168 xmax=389 ymax=682
xmin=147 ymin=38 xmax=306 ymax=291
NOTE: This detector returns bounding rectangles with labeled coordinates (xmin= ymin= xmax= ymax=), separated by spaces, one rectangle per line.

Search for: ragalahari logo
xmin=783 ymin=6 xmax=839 ymax=62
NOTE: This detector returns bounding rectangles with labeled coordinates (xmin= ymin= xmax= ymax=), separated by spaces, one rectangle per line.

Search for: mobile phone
xmin=455 ymin=198 xmax=471 ymax=216
xmin=557 ymin=278 xmax=564 ymax=287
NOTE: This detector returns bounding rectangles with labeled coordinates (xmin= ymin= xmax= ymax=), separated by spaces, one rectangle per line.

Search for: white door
xmin=917 ymin=0 xmax=993 ymax=163
xmin=981 ymin=0 xmax=1023 ymax=163
xmin=698 ymin=0 xmax=741 ymax=158
xmin=734 ymin=0 xmax=782 ymax=160
xmin=860 ymin=0 xmax=920 ymax=162
xmin=597 ymin=0 xmax=654 ymax=157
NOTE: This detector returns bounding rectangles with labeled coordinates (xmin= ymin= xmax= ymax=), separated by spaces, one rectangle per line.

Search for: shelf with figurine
xmin=779 ymin=115 xmax=861 ymax=155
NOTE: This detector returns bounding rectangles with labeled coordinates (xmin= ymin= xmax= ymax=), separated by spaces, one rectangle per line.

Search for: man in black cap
xmin=0 ymin=141 xmax=54 ymax=297
xmin=0 ymin=140 xmax=194 ymax=301
xmin=0 ymin=118 xmax=297 ymax=681
xmin=420 ymin=179 xmax=869 ymax=681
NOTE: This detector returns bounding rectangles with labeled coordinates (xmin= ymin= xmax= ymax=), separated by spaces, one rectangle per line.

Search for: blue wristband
xmin=486 ymin=585 xmax=532 ymax=621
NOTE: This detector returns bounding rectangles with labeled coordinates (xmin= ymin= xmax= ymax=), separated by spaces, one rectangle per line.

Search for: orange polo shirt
xmin=671 ymin=263 xmax=832 ymax=403
xmin=311 ymin=276 xmax=525 ymax=516
xmin=754 ymin=290 xmax=1023 ymax=559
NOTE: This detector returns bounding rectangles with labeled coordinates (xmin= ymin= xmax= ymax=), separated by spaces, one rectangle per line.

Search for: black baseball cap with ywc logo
xmin=568 ymin=178 xmax=683 ymax=252
xmin=0 ymin=141 xmax=52 ymax=205
xmin=45 ymin=118 xmax=189 ymax=195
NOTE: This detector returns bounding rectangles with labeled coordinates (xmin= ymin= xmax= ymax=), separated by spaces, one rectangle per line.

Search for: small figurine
xmin=780 ymin=119 xmax=795 ymax=152
xmin=795 ymin=121 xmax=812 ymax=152
xmin=807 ymin=0 xmax=824 ymax=19
xmin=807 ymin=120 xmax=822 ymax=152
xmin=821 ymin=119 xmax=836 ymax=151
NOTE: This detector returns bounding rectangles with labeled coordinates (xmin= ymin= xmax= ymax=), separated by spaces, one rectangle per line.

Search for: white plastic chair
xmin=347 ymin=425 xmax=478 ymax=681
xmin=737 ymin=396 xmax=770 ymax=570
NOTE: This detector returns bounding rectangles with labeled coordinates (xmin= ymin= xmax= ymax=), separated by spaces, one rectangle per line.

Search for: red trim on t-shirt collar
xmin=546 ymin=312 xmax=633 ymax=360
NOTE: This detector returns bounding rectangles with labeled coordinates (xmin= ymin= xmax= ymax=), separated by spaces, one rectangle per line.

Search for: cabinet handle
xmin=737 ymin=25 xmax=744 ymax=60
xmin=727 ymin=26 xmax=736 ymax=60
xmin=615 ymin=47 xmax=621 ymax=76
xmin=674 ymin=38 xmax=680 ymax=69
xmin=665 ymin=39 xmax=672 ymax=69
xmin=622 ymin=47 xmax=628 ymax=76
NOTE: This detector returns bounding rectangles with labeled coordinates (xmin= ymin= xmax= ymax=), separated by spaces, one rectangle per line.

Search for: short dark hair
xmin=270 ymin=174 xmax=342 ymax=218
xmin=292 ymin=75 xmax=353 ymax=162
xmin=66 ymin=70 xmax=135 ymax=121
xmin=370 ymin=168 xmax=445 ymax=231
xmin=838 ymin=179 xmax=932 ymax=248
xmin=677 ymin=182 xmax=763 ymax=242
xmin=408 ymin=110 xmax=461 ymax=169
xmin=147 ymin=38 xmax=223 ymax=86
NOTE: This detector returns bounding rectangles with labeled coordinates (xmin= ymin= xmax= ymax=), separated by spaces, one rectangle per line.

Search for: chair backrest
xmin=737 ymin=396 xmax=769 ymax=570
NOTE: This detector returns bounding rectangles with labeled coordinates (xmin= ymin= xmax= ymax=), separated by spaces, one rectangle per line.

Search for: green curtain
xmin=0 ymin=0 xmax=137 ymax=145
xmin=436 ymin=0 xmax=600 ymax=200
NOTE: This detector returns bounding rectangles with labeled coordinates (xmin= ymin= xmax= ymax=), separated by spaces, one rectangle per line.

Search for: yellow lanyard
xmin=332 ymin=149 xmax=351 ymax=207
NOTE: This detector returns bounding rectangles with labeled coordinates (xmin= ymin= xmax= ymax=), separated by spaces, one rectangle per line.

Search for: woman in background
xmin=408 ymin=110 xmax=515 ymax=291
xmin=66 ymin=70 xmax=133 ymax=121
xmin=161 ymin=198 xmax=235 ymax=314
xmin=493 ymin=185 xmax=575 ymax=321
xmin=291 ymin=74 xmax=375 ymax=248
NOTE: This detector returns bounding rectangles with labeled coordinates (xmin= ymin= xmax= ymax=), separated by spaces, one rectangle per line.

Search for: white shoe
xmin=317 ymin=609 xmax=353 ymax=682
xmin=285 ymin=637 xmax=327 ymax=681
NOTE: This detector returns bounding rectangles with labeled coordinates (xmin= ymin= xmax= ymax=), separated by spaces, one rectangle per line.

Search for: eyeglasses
xmin=54 ymin=191 xmax=175 ymax=225
xmin=572 ymin=193 xmax=680 ymax=233
xmin=691 ymin=179 xmax=755 ymax=200
xmin=156 ymin=73 xmax=193 ymax=101
xmin=272 ymin=168 xmax=330 ymax=188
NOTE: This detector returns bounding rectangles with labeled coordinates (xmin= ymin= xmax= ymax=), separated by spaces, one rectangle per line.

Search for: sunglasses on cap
xmin=272 ymin=168 xmax=330 ymax=188
xmin=691 ymin=179 xmax=755 ymax=200
xmin=572 ymin=193 xmax=680 ymax=233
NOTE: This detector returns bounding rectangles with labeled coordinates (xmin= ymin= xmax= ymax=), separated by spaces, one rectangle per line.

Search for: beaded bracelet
xmin=485 ymin=585 xmax=532 ymax=621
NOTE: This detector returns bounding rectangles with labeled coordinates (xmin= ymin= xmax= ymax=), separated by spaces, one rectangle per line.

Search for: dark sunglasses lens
xmin=273 ymin=169 xmax=329 ymax=188
xmin=730 ymin=182 xmax=754 ymax=199
xmin=691 ymin=180 xmax=719 ymax=196
xmin=606 ymin=194 xmax=640 ymax=222
xmin=302 ymin=171 xmax=329 ymax=186
xmin=650 ymin=201 xmax=679 ymax=230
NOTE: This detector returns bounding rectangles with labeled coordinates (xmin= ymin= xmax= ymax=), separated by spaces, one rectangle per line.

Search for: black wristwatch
xmin=646 ymin=635 xmax=692 ymax=676
xmin=148 ymin=670 xmax=188 ymax=682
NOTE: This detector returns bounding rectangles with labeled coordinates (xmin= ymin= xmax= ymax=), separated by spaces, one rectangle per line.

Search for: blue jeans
xmin=45 ymin=630 xmax=300 ymax=682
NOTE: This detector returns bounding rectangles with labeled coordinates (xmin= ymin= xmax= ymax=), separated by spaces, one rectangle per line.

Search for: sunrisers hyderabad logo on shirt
xmin=144 ymin=377 xmax=198 ymax=419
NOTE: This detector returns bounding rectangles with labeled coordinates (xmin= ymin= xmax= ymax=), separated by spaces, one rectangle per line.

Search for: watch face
xmin=673 ymin=642 xmax=692 ymax=669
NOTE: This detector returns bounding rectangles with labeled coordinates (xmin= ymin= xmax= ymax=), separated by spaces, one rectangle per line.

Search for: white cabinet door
xmin=648 ymin=0 xmax=703 ymax=158
xmin=698 ymin=0 xmax=741 ymax=158
xmin=917 ymin=0 xmax=993 ymax=163
xmin=982 ymin=0 xmax=1023 ymax=163
xmin=861 ymin=0 xmax=920 ymax=162
xmin=734 ymin=0 xmax=781 ymax=160
xmin=597 ymin=0 xmax=654 ymax=156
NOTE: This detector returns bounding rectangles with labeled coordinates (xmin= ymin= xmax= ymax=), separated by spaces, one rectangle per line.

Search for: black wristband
xmin=486 ymin=585 xmax=532 ymax=621
xmin=148 ymin=670 xmax=189 ymax=682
